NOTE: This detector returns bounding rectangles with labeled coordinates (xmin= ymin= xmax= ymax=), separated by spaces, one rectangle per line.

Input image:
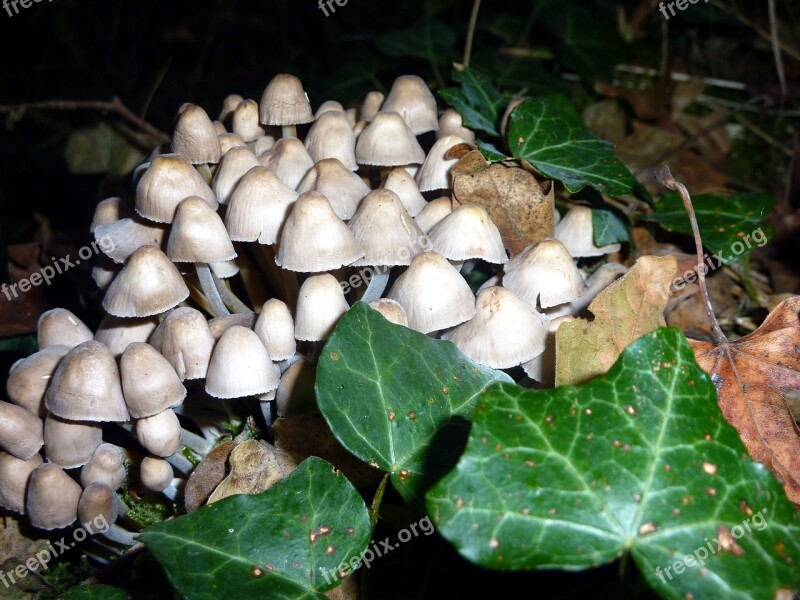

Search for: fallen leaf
xmin=207 ymin=439 xmax=297 ymax=503
xmin=689 ymin=296 xmax=800 ymax=503
xmin=184 ymin=441 xmax=236 ymax=512
xmin=451 ymin=150 xmax=554 ymax=255
xmin=555 ymin=255 xmax=677 ymax=385
xmin=0 ymin=243 xmax=48 ymax=337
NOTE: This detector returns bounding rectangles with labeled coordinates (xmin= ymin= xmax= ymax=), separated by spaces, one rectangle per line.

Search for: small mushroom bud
xmin=81 ymin=443 xmax=126 ymax=490
xmin=26 ymin=463 xmax=82 ymax=530
xmin=136 ymin=409 xmax=182 ymax=457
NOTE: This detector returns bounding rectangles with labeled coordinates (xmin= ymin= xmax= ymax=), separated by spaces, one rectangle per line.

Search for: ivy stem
xmin=369 ymin=472 xmax=390 ymax=530
xmin=463 ymin=0 xmax=482 ymax=67
xmin=654 ymin=166 xmax=727 ymax=344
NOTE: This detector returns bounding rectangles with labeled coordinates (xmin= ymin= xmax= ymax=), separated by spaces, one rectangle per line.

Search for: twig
xmin=708 ymin=0 xmax=800 ymax=62
xmin=767 ymin=0 xmax=788 ymax=98
xmin=0 ymin=97 xmax=171 ymax=145
xmin=734 ymin=113 xmax=793 ymax=157
xmin=463 ymin=0 xmax=482 ymax=68
xmin=82 ymin=542 xmax=147 ymax=586
xmin=655 ymin=166 xmax=727 ymax=343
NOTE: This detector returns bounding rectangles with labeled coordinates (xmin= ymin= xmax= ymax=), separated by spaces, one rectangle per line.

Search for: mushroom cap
xmin=442 ymin=286 xmax=548 ymax=369
xmin=275 ymin=192 xmax=364 ymax=272
xmin=219 ymin=132 xmax=247 ymax=154
xmin=92 ymin=256 xmax=119 ymax=291
xmin=205 ymin=326 xmax=280 ymax=399
xmin=93 ymin=217 xmax=167 ymax=264
xmin=254 ymin=135 xmax=275 ymax=156
xmin=121 ymin=342 xmax=186 ymax=418
xmin=38 ymin=308 xmax=93 ymax=350
xmin=209 ymin=258 xmax=240 ymax=279
xmin=315 ymin=100 xmax=345 ymax=118
xmin=259 ymin=74 xmax=314 ymax=126
xmin=387 ymin=252 xmax=476 ymax=334
xmin=43 ymin=413 xmax=103 ymax=469
xmin=172 ymin=104 xmax=222 ymax=164
xmin=90 ymin=197 xmax=125 ymax=233
xmin=295 ymin=158 xmax=369 ymax=220
xmin=522 ymin=315 xmax=574 ymax=385
xmin=437 ymin=109 xmax=475 ymax=144
xmin=26 ymin=463 xmax=82 ymax=530
xmin=428 ymin=203 xmax=507 ymax=264
xmin=254 ymin=299 xmax=296 ymax=361
xmin=78 ymin=482 xmax=119 ymax=529
xmin=294 ymin=274 xmax=350 ymax=342
xmin=136 ymin=409 xmax=181 ymax=457
xmin=167 ymin=197 xmax=236 ymax=264
xmin=347 ymin=189 xmax=428 ymax=267
xmin=503 ymin=238 xmax=587 ymax=309
xmin=0 ymin=401 xmax=43 ymax=460
xmin=81 ymin=443 xmax=126 ymax=490
xmin=304 ymin=111 xmax=357 ymax=170
xmin=212 ymin=146 xmax=261 ymax=205
xmin=219 ymin=93 xmax=244 ymax=123
xmin=103 ymin=246 xmax=190 ymax=318
xmin=140 ymin=456 xmax=174 ymax=492
xmin=94 ymin=315 xmax=159 ymax=358
xmin=135 ymin=154 xmax=218 ymax=224
xmin=381 ymin=75 xmax=439 ymax=135
xmin=6 ymin=345 xmax=70 ymax=418
xmin=225 ymin=166 xmax=298 ymax=245
xmin=231 ymin=99 xmax=265 ymax=142
xmin=415 ymin=134 xmax=467 ymax=192
xmin=555 ymin=205 xmax=621 ymax=257
xmin=0 ymin=452 xmax=43 ymax=514
xmin=383 ymin=167 xmax=427 ymax=217
xmin=367 ymin=298 xmax=408 ymax=327
xmin=149 ymin=307 xmax=215 ymax=381
xmin=45 ymin=340 xmax=129 ymax=422
xmin=355 ymin=111 xmax=426 ymax=167
xmin=260 ymin=137 xmax=314 ymax=189
xmin=414 ymin=196 xmax=453 ymax=233
xmin=208 ymin=313 xmax=257 ymax=340
xmin=360 ymin=90 xmax=384 ymax=122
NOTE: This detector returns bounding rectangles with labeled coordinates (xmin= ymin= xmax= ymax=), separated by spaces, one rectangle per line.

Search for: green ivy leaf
xmin=428 ymin=328 xmax=800 ymax=600
xmin=138 ymin=457 xmax=371 ymax=600
xmin=507 ymin=95 xmax=651 ymax=202
xmin=63 ymin=585 xmax=129 ymax=600
xmin=316 ymin=303 xmax=512 ymax=506
xmin=645 ymin=191 xmax=773 ymax=264
xmin=374 ymin=19 xmax=455 ymax=66
xmin=592 ymin=209 xmax=630 ymax=246
xmin=65 ymin=122 xmax=145 ymax=177
xmin=475 ymin=140 xmax=508 ymax=162
xmin=439 ymin=67 xmax=509 ymax=137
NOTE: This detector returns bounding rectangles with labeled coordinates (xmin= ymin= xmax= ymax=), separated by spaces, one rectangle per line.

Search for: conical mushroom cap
xmin=26 ymin=463 xmax=82 ymax=530
xmin=428 ymin=203 xmax=507 ymax=263
xmin=383 ymin=167 xmax=427 ymax=217
xmin=94 ymin=315 xmax=159 ymax=358
xmin=78 ymin=482 xmax=119 ymax=529
xmin=205 ymin=326 xmax=280 ymax=399
xmin=135 ymin=409 xmax=181 ymax=457
xmin=305 ymin=111 xmax=357 ymax=170
xmin=172 ymin=104 xmax=221 ymax=164
xmin=81 ymin=443 xmax=126 ymax=490
xmin=295 ymin=158 xmax=369 ymax=220
xmin=387 ymin=252 xmax=476 ymax=334
xmin=360 ymin=90 xmax=384 ymax=122
xmin=437 ymin=109 xmax=475 ymax=144
xmin=226 ymin=167 xmax=298 ymax=245
xmin=259 ymin=74 xmax=314 ymax=126
xmin=415 ymin=134 xmax=466 ymax=192
xmin=294 ymin=274 xmax=349 ymax=342
xmin=103 ymin=246 xmax=189 ymax=318
xmin=0 ymin=452 xmax=42 ymax=514
xmin=6 ymin=345 xmax=70 ymax=418
xmin=0 ymin=401 xmax=43 ymax=460
xmin=167 ymin=197 xmax=236 ymax=263
xmin=43 ymin=414 xmax=102 ymax=469
xmin=355 ymin=111 xmax=425 ymax=167
xmin=121 ymin=343 xmax=186 ymax=418
xmin=348 ymin=189 xmax=428 ymax=267
xmin=275 ymin=192 xmax=363 ymax=272
xmin=38 ymin=308 xmax=93 ymax=350
xmin=231 ymin=99 xmax=265 ymax=142
xmin=136 ymin=154 xmax=217 ymax=224
xmin=261 ymin=137 xmax=314 ymax=189
xmin=140 ymin=457 xmax=174 ymax=492
xmin=503 ymin=238 xmax=587 ymax=309
xmin=93 ymin=217 xmax=167 ymax=264
xmin=555 ymin=205 xmax=621 ymax=257
xmin=45 ymin=340 xmax=129 ymax=422
xmin=254 ymin=299 xmax=296 ymax=361
xmin=367 ymin=298 xmax=408 ymax=326
xmin=212 ymin=146 xmax=261 ymax=205
xmin=442 ymin=287 xmax=548 ymax=369
xmin=149 ymin=307 xmax=215 ymax=380
xmin=381 ymin=75 xmax=439 ymax=135
xmin=414 ymin=196 xmax=452 ymax=233
xmin=219 ymin=93 xmax=244 ymax=123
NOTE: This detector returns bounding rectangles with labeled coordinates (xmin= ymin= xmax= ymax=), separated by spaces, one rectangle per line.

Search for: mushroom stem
xmin=180 ymin=428 xmax=213 ymax=456
xmin=166 ymin=452 xmax=194 ymax=476
xmin=195 ymin=163 xmax=213 ymax=184
xmin=260 ymin=399 xmax=275 ymax=429
xmin=160 ymin=478 xmax=183 ymax=502
xmin=282 ymin=125 xmax=297 ymax=139
xmin=196 ymin=262 xmax=230 ymax=317
xmin=361 ymin=266 xmax=390 ymax=303
xmin=211 ymin=271 xmax=253 ymax=314
xmin=278 ymin=352 xmax=305 ymax=374
xmin=97 ymin=524 xmax=138 ymax=547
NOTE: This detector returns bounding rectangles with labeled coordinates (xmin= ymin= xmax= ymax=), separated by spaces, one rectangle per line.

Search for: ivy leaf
xmin=475 ymin=140 xmax=508 ymax=162
xmin=645 ymin=191 xmax=773 ymax=264
xmin=507 ymin=95 xmax=651 ymax=202
xmin=592 ymin=209 xmax=630 ymax=246
xmin=316 ymin=303 xmax=512 ymax=506
xmin=428 ymin=328 xmax=800 ymax=600
xmin=65 ymin=122 xmax=145 ymax=177
xmin=439 ymin=67 xmax=509 ymax=137
xmin=138 ymin=457 xmax=371 ymax=600
xmin=375 ymin=19 xmax=455 ymax=67
xmin=63 ymin=585 xmax=129 ymax=600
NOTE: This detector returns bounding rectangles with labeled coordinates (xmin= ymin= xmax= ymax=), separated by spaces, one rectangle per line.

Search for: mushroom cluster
xmin=2 ymin=73 xmax=625 ymax=541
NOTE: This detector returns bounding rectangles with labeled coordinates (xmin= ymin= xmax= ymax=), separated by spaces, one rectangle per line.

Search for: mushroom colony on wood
xmin=1 ymin=73 xmax=627 ymax=547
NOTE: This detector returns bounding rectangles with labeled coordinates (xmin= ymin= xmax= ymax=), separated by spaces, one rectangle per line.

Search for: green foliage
xmin=438 ymin=67 xmax=509 ymax=136
xmin=645 ymin=191 xmax=774 ymax=264
xmin=427 ymin=328 xmax=800 ymax=600
xmin=593 ymin=208 xmax=630 ymax=246
xmin=316 ymin=302 xmax=512 ymax=506
xmin=63 ymin=585 xmax=130 ymax=600
xmin=65 ymin=122 xmax=145 ymax=177
xmin=138 ymin=457 xmax=371 ymax=600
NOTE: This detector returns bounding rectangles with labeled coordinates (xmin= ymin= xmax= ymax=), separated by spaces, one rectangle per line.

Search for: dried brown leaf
xmin=207 ymin=439 xmax=297 ymax=503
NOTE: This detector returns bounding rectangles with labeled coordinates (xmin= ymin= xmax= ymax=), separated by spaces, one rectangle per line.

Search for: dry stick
xmin=767 ymin=0 xmax=788 ymax=98
xmin=0 ymin=98 xmax=171 ymax=145
xmin=463 ymin=0 xmax=482 ymax=68
xmin=654 ymin=166 xmax=727 ymax=344
xmin=709 ymin=0 xmax=800 ymax=62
